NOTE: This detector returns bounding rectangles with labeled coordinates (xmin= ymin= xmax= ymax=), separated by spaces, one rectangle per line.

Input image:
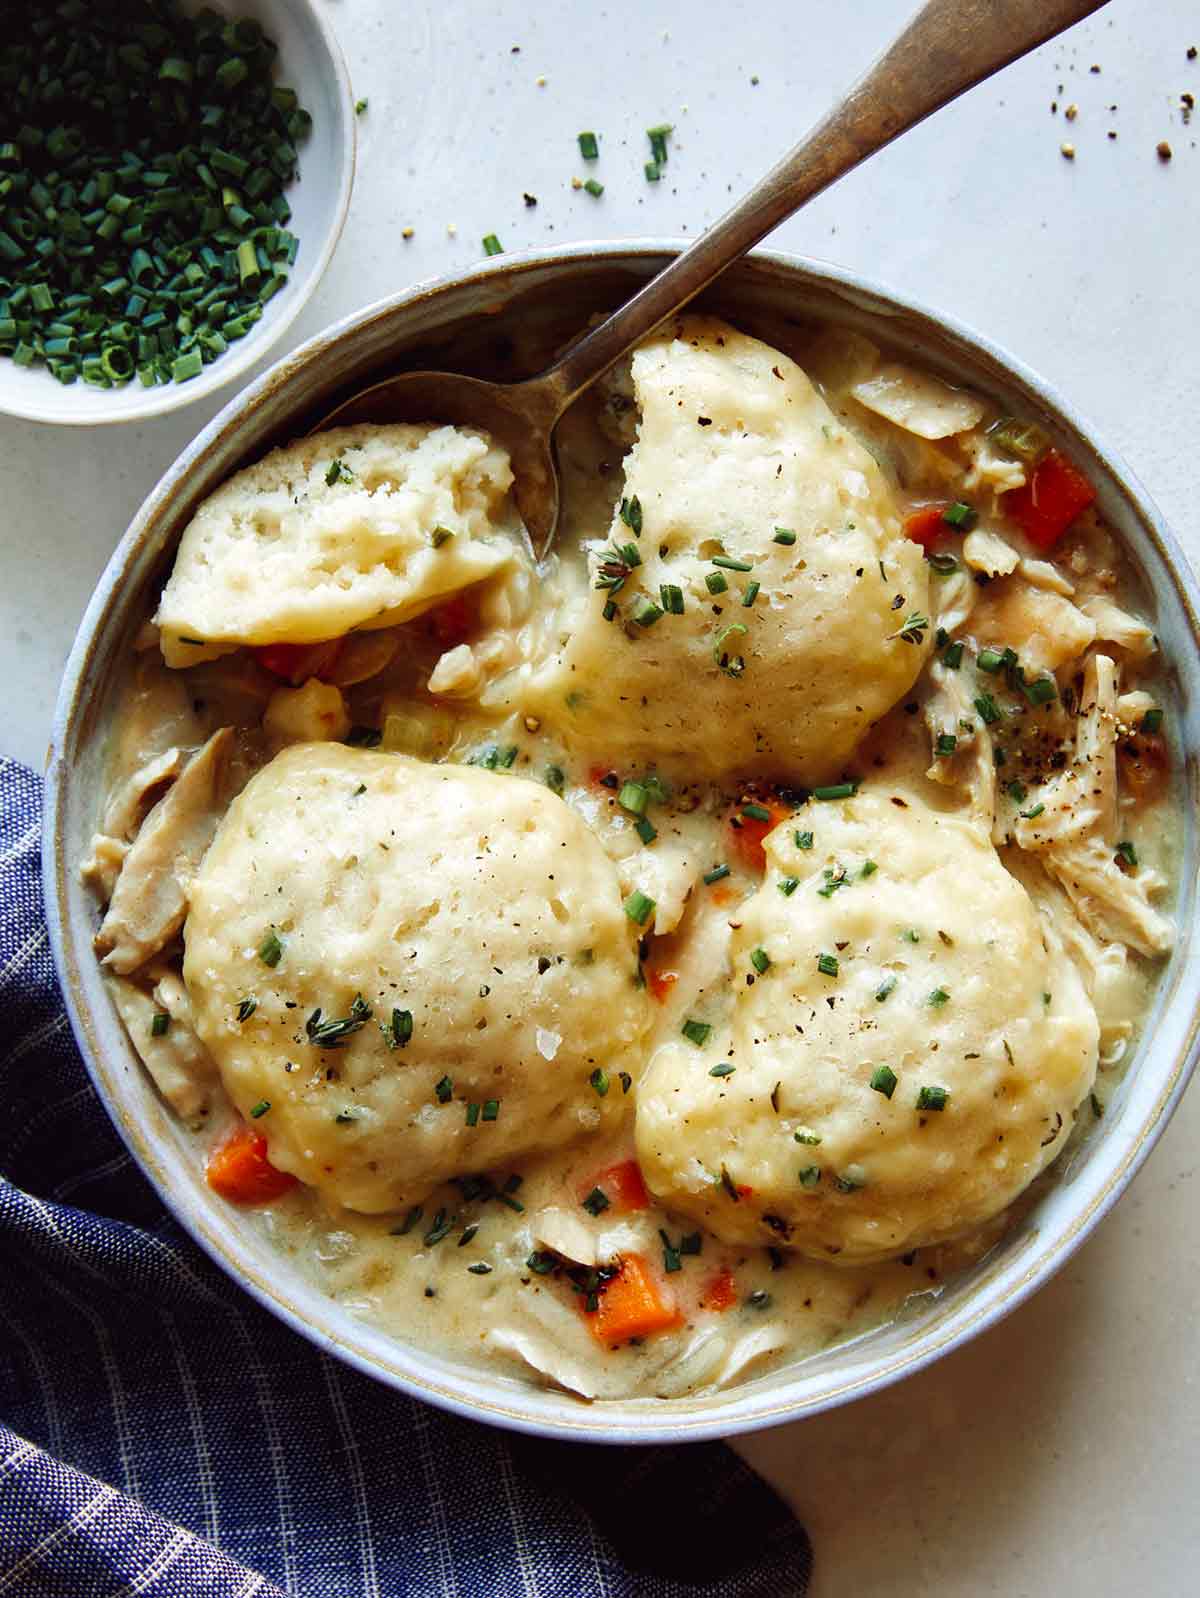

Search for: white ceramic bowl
xmin=44 ymin=244 xmax=1200 ymax=1443
xmin=0 ymin=0 xmax=355 ymax=427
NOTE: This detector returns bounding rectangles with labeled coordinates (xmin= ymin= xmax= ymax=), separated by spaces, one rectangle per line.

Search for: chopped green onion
xmin=1007 ymin=780 xmax=1028 ymax=803
xmin=631 ymin=596 xmax=664 ymax=628
xmin=623 ymin=890 xmax=655 ymax=926
xmin=705 ymin=571 xmax=728 ymax=594
xmin=711 ymin=555 xmax=752 ymax=572
xmin=644 ymin=160 xmax=661 ymax=182
xmin=703 ymin=863 xmax=730 ymax=885
xmin=150 ymin=1011 xmax=170 ymax=1038
xmin=647 ymin=123 xmax=672 ymax=165
xmin=741 ymin=802 xmax=772 ymax=822
xmin=901 ymin=928 xmax=920 ymax=943
xmin=258 ymin=929 xmax=283 ymax=967
xmin=870 ymin=1065 xmax=897 ymax=1099
xmin=974 ymin=693 xmax=1001 ymax=725
xmin=618 ymin=780 xmax=649 ymax=815
xmin=526 ymin=1250 xmax=557 ymax=1275
xmin=928 ymin=987 xmax=950 ymax=1007
xmin=817 ymin=952 xmax=839 ymax=977
xmin=355 ymin=99 xmax=369 ymax=115
xmin=620 ymin=1071 xmax=633 ymax=1094
xmin=660 ymin=582 xmax=685 ymax=614
xmin=635 ymin=816 xmax=657 ymax=844
xmin=482 ymin=1099 xmax=500 ymax=1122
xmin=482 ymin=234 xmax=503 ymax=255
xmin=741 ymin=581 xmax=760 ymax=607
xmin=749 ymin=947 xmax=771 ymax=975
xmin=467 ymin=1262 xmax=492 ymax=1275
xmin=682 ymin=1019 xmax=712 ymax=1047
xmin=465 ymin=1102 xmax=480 ymax=1127
xmin=772 ymin=527 xmax=797 ymax=545
xmin=384 ymin=1009 xmax=413 ymax=1049
xmin=795 ymin=830 xmax=814 ymax=849
xmin=916 ymin=1085 xmax=950 ymax=1112
xmin=578 ymin=131 xmax=600 ymax=160
xmin=934 ymin=733 xmax=957 ymax=757
xmin=1023 ymin=675 xmax=1057 ymax=706
xmin=941 ymin=641 xmax=964 ymax=669
xmin=583 ymin=178 xmax=604 ymax=198
xmin=778 ymin=876 xmax=799 ymax=896
xmin=1020 ymin=803 xmax=1046 ymax=820
xmin=813 ymin=782 xmax=858 ymax=801
xmin=942 ymin=501 xmax=977 ymax=530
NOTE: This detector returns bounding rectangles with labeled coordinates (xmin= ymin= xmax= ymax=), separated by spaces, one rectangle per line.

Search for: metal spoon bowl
xmin=320 ymin=0 xmax=1107 ymax=557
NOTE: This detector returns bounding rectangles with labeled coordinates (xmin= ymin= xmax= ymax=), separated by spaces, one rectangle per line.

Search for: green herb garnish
xmin=869 ymin=1065 xmax=897 ymax=1098
xmin=258 ymin=929 xmax=284 ymax=967
xmin=681 ymin=1019 xmax=712 ymax=1047
xmin=916 ymin=1085 xmax=950 ymax=1112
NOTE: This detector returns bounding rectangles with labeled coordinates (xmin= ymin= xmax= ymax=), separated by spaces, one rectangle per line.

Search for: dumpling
xmin=184 ymin=744 xmax=650 ymax=1212
xmin=635 ymin=788 xmax=1098 ymax=1263
xmin=526 ymin=316 xmax=930 ymax=783
xmin=156 ymin=423 xmax=515 ymax=667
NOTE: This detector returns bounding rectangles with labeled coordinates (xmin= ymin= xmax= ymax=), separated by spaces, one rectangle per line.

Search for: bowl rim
xmin=43 ymin=239 xmax=1200 ymax=1443
xmin=0 ymin=0 xmax=357 ymax=428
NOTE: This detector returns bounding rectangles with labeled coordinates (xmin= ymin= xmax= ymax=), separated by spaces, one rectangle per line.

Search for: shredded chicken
xmin=1081 ymin=595 xmax=1157 ymax=660
xmin=962 ymin=432 xmax=1027 ymax=497
xmin=95 ymin=727 xmax=235 ymax=974
xmin=1019 ymin=557 xmax=1076 ymax=597
xmin=962 ymin=528 xmax=1019 ymax=579
xmin=109 ymin=972 xmax=220 ymax=1120
xmin=972 ymin=579 xmax=1097 ymax=676
xmin=80 ymin=834 xmax=128 ymax=902
xmin=1015 ymin=656 xmax=1173 ymax=957
xmin=101 ymin=746 xmax=185 ymax=840
xmin=530 ymin=1207 xmax=598 ymax=1268
xmin=930 ymin=568 xmax=976 ymax=637
xmin=921 ymin=661 xmax=996 ymax=832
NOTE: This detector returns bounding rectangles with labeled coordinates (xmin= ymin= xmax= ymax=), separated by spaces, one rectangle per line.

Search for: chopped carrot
xmin=427 ymin=593 xmax=475 ymax=649
xmin=206 ymin=1125 xmax=297 ymax=1206
xmin=1004 ymin=448 xmax=1096 ymax=551
xmin=584 ymin=1159 xmax=650 ymax=1214
xmin=701 ymin=1267 xmax=738 ymax=1312
xmin=1119 ymin=733 xmax=1169 ymax=803
xmin=586 ymin=1253 xmax=681 ymax=1345
xmin=646 ymin=968 xmax=678 ymax=1004
xmin=737 ymin=1184 xmax=754 ymax=1200
xmin=254 ymin=639 xmax=343 ymax=684
xmin=728 ymin=796 xmax=792 ymax=872
xmin=710 ymin=883 xmax=736 ymax=907
xmin=902 ymin=503 xmax=950 ymax=549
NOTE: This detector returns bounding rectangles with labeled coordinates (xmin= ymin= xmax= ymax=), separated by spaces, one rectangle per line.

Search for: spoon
xmin=321 ymin=0 xmax=1108 ymax=557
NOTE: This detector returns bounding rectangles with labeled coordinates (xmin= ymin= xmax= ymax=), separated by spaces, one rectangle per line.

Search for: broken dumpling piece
xmin=528 ymin=314 xmax=932 ymax=783
xmin=155 ymin=423 xmax=517 ymax=667
xmin=183 ymin=745 xmax=651 ymax=1214
xmin=635 ymin=788 xmax=1099 ymax=1264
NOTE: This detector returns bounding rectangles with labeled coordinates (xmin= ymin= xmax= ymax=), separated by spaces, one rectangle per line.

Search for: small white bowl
xmin=0 ymin=0 xmax=355 ymax=427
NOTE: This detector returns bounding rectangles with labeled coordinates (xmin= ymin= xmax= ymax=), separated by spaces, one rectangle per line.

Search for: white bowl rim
xmin=0 ymin=0 xmax=356 ymax=427
xmin=43 ymin=239 xmax=1200 ymax=1444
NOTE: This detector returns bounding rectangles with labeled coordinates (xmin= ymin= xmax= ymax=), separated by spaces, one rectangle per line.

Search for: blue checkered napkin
xmin=0 ymin=758 xmax=812 ymax=1598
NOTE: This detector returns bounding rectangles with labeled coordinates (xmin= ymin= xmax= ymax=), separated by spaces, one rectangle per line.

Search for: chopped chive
xmin=813 ymin=782 xmax=858 ymax=801
xmin=258 ymin=929 xmax=283 ymax=967
xmin=795 ymin=830 xmax=814 ymax=849
xmin=619 ymin=495 xmax=643 ymax=534
xmin=916 ymin=1085 xmax=950 ymax=1112
xmin=941 ymin=641 xmax=964 ymax=669
xmin=928 ymin=987 xmax=950 ymax=1007
xmin=1020 ymin=803 xmax=1046 ymax=820
xmin=249 ymin=1098 xmax=270 ymax=1119
xmin=705 ymin=571 xmax=728 ymax=594
xmin=644 ymin=159 xmax=661 ymax=182
xmin=778 ymin=876 xmax=799 ymax=896
xmin=434 ymin=1075 xmax=453 ymax=1104
xmin=709 ymin=1063 xmax=736 ymax=1079
xmin=798 ymin=1165 xmax=822 ymax=1188
xmin=975 ymin=647 xmax=1007 ymax=673
xmin=870 ymin=1065 xmax=897 ymax=1099
xmin=589 ymin=1067 xmax=609 ymax=1097
xmin=741 ymin=802 xmax=772 ymax=822
xmin=660 ymin=582 xmax=685 ymax=613
xmin=631 ymin=596 xmax=664 ymax=628
xmin=482 ymin=233 xmax=503 ymax=255
xmin=660 ymin=1230 xmax=683 ymax=1272
xmin=423 ymin=1209 xmax=454 ymax=1246
xmin=635 ymin=816 xmax=657 ymax=844
xmin=582 ymin=1186 xmax=610 ymax=1216
xmin=482 ymin=1099 xmax=500 ymax=1122
xmin=603 ymin=599 xmax=618 ymax=621
xmin=794 ymin=1128 xmax=822 ymax=1145
xmin=583 ymin=178 xmax=605 ymax=198
xmin=618 ymin=780 xmax=649 ymax=815
xmin=772 ymin=527 xmax=797 ymax=545
xmin=817 ymin=952 xmax=839 ymax=977
xmin=1023 ymin=675 xmax=1058 ymax=706
xmin=749 ymin=947 xmax=771 ymax=975
xmin=974 ymin=693 xmax=1001 ymax=725
xmin=355 ymin=99 xmax=369 ymax=115
xmin=875 ymin=975 xmax=897 ymax=1002
xmin=150 ymin=1011 xmax=170 ymax=1038
xmin=860 ymin=860 xmax=878 ymax=879
xmin=703 ymin=863 xmax=731 ymax=885
xmin=934 ymin=733 xmax=957 ymax=757
xmin=578 ymin=131 xmax=600 ymax=160
xmin=623 ymin=890 xmax=656 ymax=926
xmin=942 ymin=501 xmax=977 ymax=530
xmin=647 ymin=124 xmax=672 ymax=165
xmin=741 ymin=581 xmax=760 ymax=607
xmin=465 ymin=1102 xmax=480 ymax=1127
xmin=236 ymin=997 xmax=257 ymax=1023
xmin=711 ymin=555 xmax=752 ymax=572
xmin=682 ymin=1019 xmax=712 ymax=1047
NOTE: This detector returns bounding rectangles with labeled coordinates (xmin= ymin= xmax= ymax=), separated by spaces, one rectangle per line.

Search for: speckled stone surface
xmin=3 ymin=3 xmax=1197 ymax=1591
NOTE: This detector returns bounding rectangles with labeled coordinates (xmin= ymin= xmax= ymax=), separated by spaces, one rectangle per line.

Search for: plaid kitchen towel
xmin=0 ymin=758 xmax=812 ymax=1598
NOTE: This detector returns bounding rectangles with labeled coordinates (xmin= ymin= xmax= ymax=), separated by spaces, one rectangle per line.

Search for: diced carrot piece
xmin=206 ymin=1125 xmax=297 ymax=1206
xmin=586 ymin=1253 xmax=681 ymax=1345
xmin=647 ymin=968 xmax=678 ymax=1004
xmin=737 ymin=1184 xmax=754 ymax=1200
xmin=427 ymin=593 xmax=475 ymax=649
xmin=701 ymin=1267 xmax=738 ymax=1312
xmin=729 ymin=797 xmax=792 ymax=872
xmin=585 ymin=1159 xmax=651 ymax=1214
xmin=903 ymin=503 xmax=950 ymax=549
xmin=254 ymin=639 xmax=343 ymax=684
xmin=1004 ymin=449 xmax=1096 ymax=552
xmin=710 ymin=883 xmax=736 ymax=907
